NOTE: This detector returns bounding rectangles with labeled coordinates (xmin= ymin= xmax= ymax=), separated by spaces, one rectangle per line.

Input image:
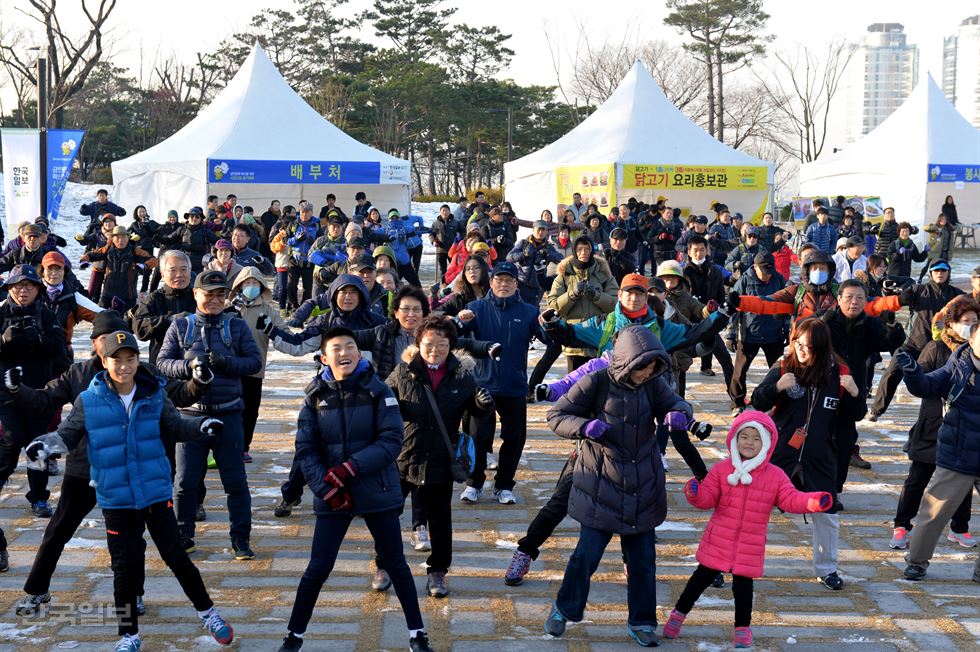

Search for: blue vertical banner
xmin=46 ymin=129 xmax=84 ymax=221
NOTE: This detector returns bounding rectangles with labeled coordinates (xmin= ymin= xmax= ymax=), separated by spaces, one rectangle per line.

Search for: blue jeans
xmin=556 ymin=524 xmax=658 ymax=627
xmin=175 ymin=410 xmax=251 ymax=542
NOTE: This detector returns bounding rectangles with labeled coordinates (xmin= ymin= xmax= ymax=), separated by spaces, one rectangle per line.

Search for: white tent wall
xmin=208 ymin=183 xmax=410 ymax=218
xmin=505 ymin=170 xmax=555 ymax=226
xmin=114 ymin=171 xmax=206 ymax=225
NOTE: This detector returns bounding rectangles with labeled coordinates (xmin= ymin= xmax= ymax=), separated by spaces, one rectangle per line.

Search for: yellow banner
xmin=622 ymin=164 xmax=768 ymax=191
xmin=555 ymin=164 xmax=616 ymax=212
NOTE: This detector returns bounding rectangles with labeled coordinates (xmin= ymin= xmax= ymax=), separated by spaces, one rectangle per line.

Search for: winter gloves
xmin=895 ymin=350 xmax=918 ymax=374
xmin=200 ymin=418 xmax=224 ymax=437
xmin=807 ymin=493 xmax=833 ymax=512
xmin=581 ymin=419 xmax=610 ymax=440
xmin=665 ymin=410 xmax=692 ymax=431
xmin=323 ymin=461 xmax=357 ymax=511
xmin=190 ymin=357 xmax=214 ymax=385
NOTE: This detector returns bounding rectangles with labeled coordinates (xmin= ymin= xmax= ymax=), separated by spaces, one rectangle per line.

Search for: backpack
xmin=179 ymin=312 xmax=234 ymax=351
xmin=583 ymin=368 xmax=660 ymax=420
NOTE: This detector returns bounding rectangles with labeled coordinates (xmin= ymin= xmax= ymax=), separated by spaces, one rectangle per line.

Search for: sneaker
xmin=371 ymin=569 xmax=391 ymax=591
xmin=15 ymin=592 xmax=50 ymax=616
xmin=662 ymin=609 xmax=686 ymax=639
xmin=231 ymin=538 xmax=255 ymax=560
xmin=889 ymin=527 xmax=910 ymax=550
xmin=544 ymin=603 xmax=567 ymax=637
xmin=818 ymin=571 xmax=844 ymax=590
xmin=135 ymin=595 xmax=145 ymax=616
xmin=277 ymin=633 xmax=303 ymax=651
xmin=31 ymin=501 xmax=53 ymax=518
xmin=700 ymin=369 xmax=715 ymax=377
xmin=201 ymin=608 xmax=234 ymax=645
xmin=947 ymin=531 xmax=978 ymax=548
xmin=849 ymin=447 xmax=872 ymax=469
xmin=274 ymin=497 xmax=302 ymax=518
xmin=195 ymin=504 xmax=207 ymax=522
xmin=207 ymin=453 xmax=217 ymax=469
xmin=0 ymin=548 xmax=8 ymax=573
xmin=733 ymin=626 xmax=753 ymax=648
xmin=494 ymin=489 xmax=517 ymax=504
xmin=114 ymin=634 xmax=141 ymax=652
xmin=426 ymin=571 xmax=449 ymax=598
xmin=487 ymin=453 xmax=498 ymax=471
xmin=460 ymin=486 xmax=481 ymax=503
xmin=45 ymin=457 xmax=59 ymax=476
xmin=242 ymin=451 xmax=252 ymax=463
xmin=412 ymin=526 xmax=432 ymax=551
xmin=903 ymin=564 xmax=927 ymax=581
xmin=409 ymin=631 xmax=434 ymax=652
xmin=505 ymin=550 xmax=532 ymax=586
xmin=182 ymin=537 xmax=196 ymax=554
xmin=627 ymin=625 xmax=660 ymax=647
xmin=711 ymin=572 xmax=725 ymax=588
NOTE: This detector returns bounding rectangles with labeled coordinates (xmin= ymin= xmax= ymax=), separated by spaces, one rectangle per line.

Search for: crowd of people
xmin=0 ymin=187 xmax=976 ymax=651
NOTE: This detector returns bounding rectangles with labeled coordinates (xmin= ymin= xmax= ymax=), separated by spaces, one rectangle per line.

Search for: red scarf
xmin=622 ymin=305 xmax=648 ymax=320
xmin=426 ymin=362 xmax=448 ymax=391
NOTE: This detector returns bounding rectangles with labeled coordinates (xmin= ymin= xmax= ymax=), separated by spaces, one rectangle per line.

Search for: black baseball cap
xmin=193 ymin=270 xmax=228 ymax=291
xmin=347 ymin=237 xmax=367 ymax=249
xmin=490 ymin=261 xmax=519 ymax=278
xmin=349 ymin=254 xmax=376 ymax=272
xmin=845 ymin=236 xmax=865 ymax=248
xmin=103 ymin=330 xmax=140 ymax=357
xmin=753 ymin=251 xmax=775 ymax=267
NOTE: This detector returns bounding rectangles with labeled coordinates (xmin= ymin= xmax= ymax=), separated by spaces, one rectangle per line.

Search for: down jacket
xmin=131 ymin=284 xmax=196 ymax=365
xmin=295 ymin=360 xmax=404 ymax=516
xmin=903 ymin=342 xmax=980 ymax=477
xmin=547 ymin=252 xmax=618 ymax=357
xmin=903 ymin=338 xmax=954 ymax=464
xmin=684 ymin=410 xmax=828 ymax=578
xmin=547 ymin=326 xmax=690 ymax=535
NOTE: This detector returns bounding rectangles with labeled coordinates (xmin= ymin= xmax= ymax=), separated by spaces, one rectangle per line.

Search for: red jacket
xmin=771 ymin=243 xmax=797 ymax=280
xmin=683 ymin=410 xmax=828 ymax=578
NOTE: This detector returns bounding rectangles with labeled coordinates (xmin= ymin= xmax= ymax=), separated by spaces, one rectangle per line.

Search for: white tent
xmin=112 ymin=43 xmax=410 ymax=221
xmin=504 ymin=61 xmax=773 ymax=223
xmin=800 ymin=74 xmax=980 ymax=233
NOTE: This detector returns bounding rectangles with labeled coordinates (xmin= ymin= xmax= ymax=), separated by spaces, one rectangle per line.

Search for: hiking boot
xmin=182 ymin=536 xmax=196 ymax=554
xmin=0 ymin=548 xmax=8 ymax=573
xmin=627 ymin=625 xmax=660 ymax=647
xmin=700 ymin=368 xmax=715 ymax=377
xmin=371 ymin=569 xmax=391 ymax=591
xmin=15 ymin=592 xmax=50 ymax=616
xmin=947 ymin=531 xmax=977 ymax=548
xmin=733 ymin=626 xmax=753 ymax=648
xmin=972 ymin=568 xmax=980 ymax=584
xmin=849 ymin=446 xmax=872 ymax=469
xmin=274 ymin=497 xmax=302 ymax=518
xmin=277 ymin=633 xmax=303 ymax=651
xmin=412 ymin=526 xmax=431 ymax=551
xmin=662 ymin=609 xmax=686 ymax=639
xmin=426 ymin=571 xmax=449 ymax=598
xmin=494 ymin=489 xmax=517 ymax=504
xmin=818 ymin=571 xmax=844 ymax=590
xmin=544 ymin=603 xmax=567 ymax=637
xmin=114 ymin=634 xmax=141 ymax=652
xmin=232 ymin=538 xmax=255 ymax=560
xmin=505 ymin=550 xmax=532 ymax=585
xmin=31 ymin=501 xmax=53 ymax=518
xmin=460 ymin=486 xmax=481 ymax=503
xmin=409 ymin=631 xmax=434 ymax=652
xmin=135 ymin=595 xmax=145 ymax=616
xmin=201 ymin=608 xmax=234 ymax=645
xmin=904 ymin=564 xmax=927 ymax=581
xmin=46 ymin=457 xmax=59 ymax=476
xmin=195 ymin=504 xmax=207 ymax=522
xmin=889 ymin=527 xmax=910 ymax=550
xmin=711 ymin=572 xmax=725 ymax=588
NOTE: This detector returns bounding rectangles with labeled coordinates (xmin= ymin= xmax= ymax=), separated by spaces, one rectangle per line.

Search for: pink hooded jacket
xmin=683 ymin=410 xmax=830 ymax=578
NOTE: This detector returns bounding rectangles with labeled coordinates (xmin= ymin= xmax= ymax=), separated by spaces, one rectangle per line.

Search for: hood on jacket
xmin=400 ymin=345 xmax=476 ymax=372
xmin=608 ymin=324 xmax=670 ymax=387
xmin=230 ymin=265 xmax=272 ymax=299
xmin=328 ymin=274 xmax=371 ymax=313
xmin=725 ymin=409 xmax=778 ymax=486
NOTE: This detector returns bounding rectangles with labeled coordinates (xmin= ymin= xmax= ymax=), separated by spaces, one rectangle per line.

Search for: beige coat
xmin=227 ymin=266 xmax=289 ymax=379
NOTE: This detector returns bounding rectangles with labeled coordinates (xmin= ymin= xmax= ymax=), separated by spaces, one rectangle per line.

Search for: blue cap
xmin=490 ymin=261 xmax=519 ymax=279
xmin=189 ymin=206 xmax=204 ymax=216
xmin=4 ymin=264 xmax=43 ymax=287
xmin=928 ymin=260 xmax=951 ymax=271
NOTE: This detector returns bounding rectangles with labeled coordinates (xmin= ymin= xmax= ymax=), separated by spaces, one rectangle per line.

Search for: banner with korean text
xmin=207 ymin=159 xmax=392 ymax=185
xmin=47 ymin=129 xmax=84 ymax=222
xmin=1 ymin=128 xmax=40 ymax=233
xmin=622 ymin=164 xmax=768 ymax=191
xmin=555 ymin=164 xmax=616 ymax=213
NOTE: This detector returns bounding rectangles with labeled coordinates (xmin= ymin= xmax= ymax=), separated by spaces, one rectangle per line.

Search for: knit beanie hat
xmin=726 ymin=409 xmax=777 ymax=486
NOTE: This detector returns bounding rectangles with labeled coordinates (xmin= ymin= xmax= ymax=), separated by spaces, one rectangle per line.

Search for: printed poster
xmin=555 ymin=164 xmax=615 ymax=213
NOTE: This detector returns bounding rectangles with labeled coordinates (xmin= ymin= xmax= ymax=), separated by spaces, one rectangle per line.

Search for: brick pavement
xmin=0 ymin=328 xmax=977 ymax=651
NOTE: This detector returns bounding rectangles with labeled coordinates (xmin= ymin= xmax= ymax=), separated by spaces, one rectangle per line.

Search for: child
xmin=662 ymin=410 xmax=831 ymax=648
xmin=79 ymin=225 xmax=156 ymax=311
xmin=26 ymin=330 xmax=233 ymax=652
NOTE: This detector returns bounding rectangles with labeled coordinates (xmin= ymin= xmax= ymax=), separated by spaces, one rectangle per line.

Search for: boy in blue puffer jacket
xmin=382 ymin=209 xmax=423 ymax=287
xmin=26 ymin=331 xmax=233 ymax=652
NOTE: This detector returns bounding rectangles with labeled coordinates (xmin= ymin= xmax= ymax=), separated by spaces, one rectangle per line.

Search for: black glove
xmin=898 ymin=288 xmax=915 ymax=307
xmin=726 ymin=291 xmax=741 ymax=310
xmin=582 ymin=281 xmax=600 ymax=300
xmin=488 ymin=343 xmax=502 ymax=360
xmin=200 ymin=418 xmax=224 ymax=437
xmin=190 ymin=356 xmax=214 ymax=385
xmin=294 ymin=231 xmax=307 ymax=242
xmin=4 ymin=366 xmax=22 ymax=393
xmin=474 ymin=386 xmax=494 ymax=408
xmin=495 ymin=235 xmax=505 ymax=244
xmin=533 ymin=383 xmax=550 ymax=402
xmin=256 ymin=313 xmax=274 ymax=335
xmin=79 ymin=261 xmax=91 ymax=270
xmin=523 ymin=244 xmax=534 ymax=258
xmin=251 ymin=256 xmax=265 ymax=266
xmin=726 ymin=339 xmax=737 ymax=354
xmin=110 ymin=296 xmax=127 ymax=313
xmin=895 ymin=350 xmax=917 ymax=374
xmin=881 ymin=279 xmax=901 ymax=296
xmin=567 ymin=282 xmax=584 ymax=301
xmin=541 ymin=308 xmax=558 ymax=323
xmin=135 ymin=263 xmax=147 ymax=272
xmin=879 ymin=309 xmax=897 ymax=325
xmin=207 ymin=351 xmax=230 ymax=372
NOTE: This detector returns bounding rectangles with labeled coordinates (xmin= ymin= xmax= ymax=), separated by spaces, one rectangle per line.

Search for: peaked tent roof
xmin=505 ymin=60 xmax=771 ymax=181
xmin=801 ymin=73 xmax=980 ymax=181
xmin=113 ymin=42 xmax=408 ymax=177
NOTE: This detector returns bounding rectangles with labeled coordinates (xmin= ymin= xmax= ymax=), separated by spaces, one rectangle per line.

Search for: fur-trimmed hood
xmin=401 ymin=344 xmax=476 ymax=374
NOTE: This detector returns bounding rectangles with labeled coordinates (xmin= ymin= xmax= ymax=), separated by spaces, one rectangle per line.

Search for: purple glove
xmin=582 ymin=419 xmax=610 ymax=440
xmin=664 ymin=410 xmax=691 ymax=430
xmin=898 ymin=246 xmax=906 ymax=254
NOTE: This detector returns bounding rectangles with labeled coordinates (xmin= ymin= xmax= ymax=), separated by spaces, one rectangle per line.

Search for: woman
xmin=584 ymin=214 xmax=608 ymax=251
xmin=922 ymin=213 xmax=956 ymax=281
xmin=941 ymin=195 xmax=958 ymax=226
xmin=886 ymin=222 xmax=928 ymax=279
xmin=889 ymin=295 xmax=977 ymax=550
xmin=385 ymin=316 xmax=494 ymax=598
xmin=436 ymin=255 xmax=489 ymax=317
xmin=751 ymin=318 xmax=866 ymax=591
xmin=205 ymin=239 xmax=244 ymax=285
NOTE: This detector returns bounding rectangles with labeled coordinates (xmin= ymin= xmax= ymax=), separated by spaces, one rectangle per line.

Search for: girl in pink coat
xmin=662 ymin=410 xmax=831 ymax=648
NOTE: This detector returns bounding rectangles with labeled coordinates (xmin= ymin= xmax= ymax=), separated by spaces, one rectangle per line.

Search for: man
xmin=602 ymin=228 xmax=637 ymax=285
xmin=756 ymin=212 xmax=786 ymax=253
xmin=805 ymin=207 xmax=836 ymax=254
xmin=507 ymin=221 xmax=564 ymax=306
xmin=159 ymin=207 xmax=220 ymax=274
xmin=156 ymin=270 xmax=262 ymax=559
xmin=79 ymin=188 xmax=126 ymax=232
xmin=833 ymin=236 xmax=868 ymax=282
xmin=309 ymin=217 xmax=349 ymax=297
xmin=675 ymin=214 xmax=710 ymax=262
xmin=229 ymin=224 xmax=272 ymax=274
xmin=726 ymin=226 xmax=761 ymax=274
xmin=707 ymin=208 xmax=737 ymax=266
xmin=315 ymin=237 xmax=367 ymax=289
xmin=873 ymin=207 xmax=900 ymax=257
xmin=318 ymin=193 xmax=348 ymax=225
xmin=828 ymin=195 xmax=846 ymax=225
xmin=0 ymin=223 xmax=61 ymax=273
xmin=567 ymin=193 xmax=587 ymax=221
xmin=454 ymin=262 xmax=544 ymax=505
xmin=728 ymin=252 xmax=787 ymax=416
xmin=452 ymin=196 xmax=469 ymax=223
xmin=648 ymin=205 xmax=682 ymax=266
xmin=260 ymin=200 xmax=282 ymax=258
xmin=485 ymin=206 xmax=516 ymax=260
xmin=430 ymin=204 xmax=465 ymax=282
xmin=129 ymin=207 xmax=160 ymax=294
xmin=353 ymin=192 xmax=372 ymax=223
xmin=132 ymin=250 xmax=196 ymax=365
xmin=683 ymin=235 xmax=733 ymax=381
xmin=286 ymin=202 xmax=322 ymax=310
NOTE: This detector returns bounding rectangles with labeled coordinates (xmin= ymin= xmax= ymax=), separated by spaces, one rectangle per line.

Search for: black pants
xmin=700 ymin=336 xmax=735 ymax=396
xmin=138 ymin=264 xmax=152 ymax=293
xmin=241 ymin=376 xmax=263 ymax=453
xmin=835 ymin=421 xmax=859 ymax=492
xmin=148 ymin=266 xmax=162 ymax=293
xmin=0 ymin=407 xmax=51 ymax=547
xmin=872 ymin=345 xmax=920 ymax=417
xmin=730 ymin=341 xmax=784 ymax=408
xmin=436 ymin=252 xmax=450 ymax=280
xmin=104 ymin=501 xmax=213 ymax=636
xmin=675 ymin=563 xmax=753 ymax=627
xmin=566 ymin=355 xmax=591 ymax=373
xmin=398 ymin=262 xmax=421 ymax=288
xmin=408 ymin=245 xmax=423 ymax=273
xmin=895 ymin=460 xmax=973 ymax=533
xmin=287 ymin=265 xmax=314 ymax=309
xmin=287 ymin=509 xmax=423 ymax=635
xmin=528 ymin=340 xmax=563 ymax=388
xmin=518 ymin=454 xmax=574 ymax=559
xmin=376 ymin=480 xmax=453 ymax=574
xmin=282 ymin=453 xmax=306 ymax=503
xmin=468 ymin=395 xmax=526 ymax=492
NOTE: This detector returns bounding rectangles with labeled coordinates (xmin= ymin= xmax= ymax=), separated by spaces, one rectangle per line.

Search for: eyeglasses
xmin=397 ymin=306 xmax=423 ymax=314
xmin=793 ymin=340 xmax=812 ymax=351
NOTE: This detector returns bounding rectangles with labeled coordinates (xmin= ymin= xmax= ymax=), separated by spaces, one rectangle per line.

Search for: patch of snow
xmin=657 ymin=521 xmax=698 ymax=532
xmin=786 ymin=635 xmax=797 ymax=644
xmin=57 ymin=642 xmax=80 ymax=649
xmin=696 ymin=643 xmax=729 ymax=652
xmin=64 ymin=537 xmax=103 ymax=549
xmin=843 ymin=483 xmax=898 ymax=495
xmin=696 ymin=595 xmax=735 ymax=607
xmin=495 ymin=539 xmax=518 ymax=549
xmin=835 ymin=572 xmax=867 ymax=583
xmin=0 ymin=623 xmax=39 ymax=640
xmin=251 ymin=487 xmax=284 ymax=498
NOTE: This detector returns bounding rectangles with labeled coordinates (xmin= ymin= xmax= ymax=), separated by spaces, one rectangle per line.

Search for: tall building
xmin=942 ymin=15 xmax=980 ymax=127
xmin=843 ymin=23 xmax=919 ymax=144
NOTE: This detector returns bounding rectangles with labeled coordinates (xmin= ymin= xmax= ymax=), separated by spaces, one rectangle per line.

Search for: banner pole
xmin=37 ymin=57 xmax=47 ymax=220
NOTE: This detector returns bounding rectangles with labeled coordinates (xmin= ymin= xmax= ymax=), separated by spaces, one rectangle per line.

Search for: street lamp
xmin=28 ymin=46 xmax=48 ymax=219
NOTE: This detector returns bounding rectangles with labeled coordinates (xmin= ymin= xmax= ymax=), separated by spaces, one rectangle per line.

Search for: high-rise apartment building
xmin=942 ymin=15 xmax=980 ymax=127
xmin=843 ymin=23 xmax=919 ymax=143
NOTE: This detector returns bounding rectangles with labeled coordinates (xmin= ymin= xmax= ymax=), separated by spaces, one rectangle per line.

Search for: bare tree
xmin=0 ymin=0 xmax=119 ymax=128
xmin=754 ymin=39 xmax=857 ymax=163
xmin=721 ymin=82 xmax=781 ymax=150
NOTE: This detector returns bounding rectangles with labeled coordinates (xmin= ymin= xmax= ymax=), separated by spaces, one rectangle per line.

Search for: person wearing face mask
xmin=602 ymin=228 xmax=637 ymax=285
xmin=887 ymin=295 xmax=978 ymax=553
